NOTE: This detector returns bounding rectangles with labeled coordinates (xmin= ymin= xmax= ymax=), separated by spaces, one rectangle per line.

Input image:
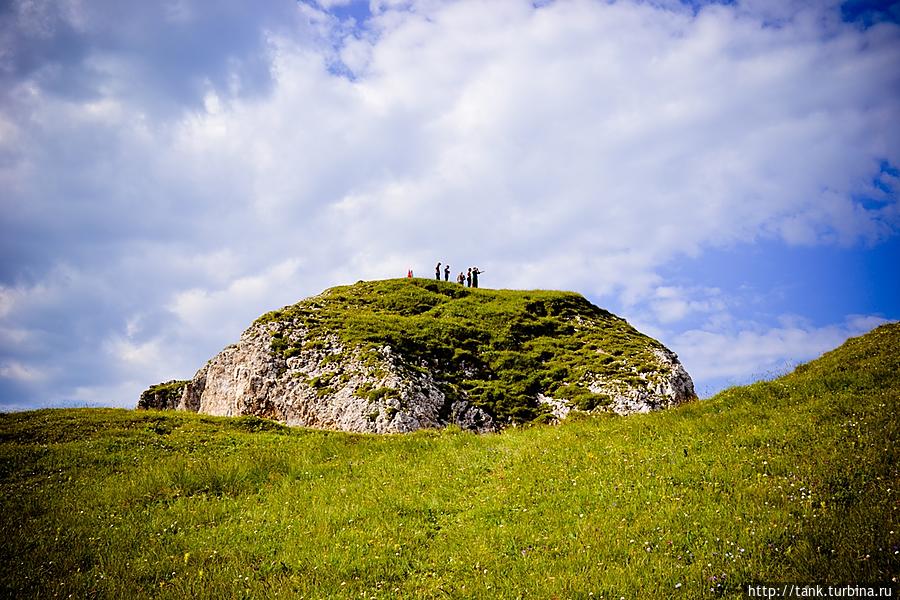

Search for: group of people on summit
xmin=436 ymin=262 xmax=482 ymax=288
xmin=405 ymin=264 xmax=483 ymax=287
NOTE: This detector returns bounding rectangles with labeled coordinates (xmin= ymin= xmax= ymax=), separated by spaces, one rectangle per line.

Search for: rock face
xmin=141 ymin=279 xmax=696 ymax=433
xmin=138 ymin=380 xmax=189 ymax=411
xmin=172 ymin=327 xmax=493 ymax=433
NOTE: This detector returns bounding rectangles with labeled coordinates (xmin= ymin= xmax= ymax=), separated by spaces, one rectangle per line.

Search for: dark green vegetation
xmin=1 ymin=324 xmax=898 ymax=598
xmin=258 ymin=278 xmax=671 ymax=422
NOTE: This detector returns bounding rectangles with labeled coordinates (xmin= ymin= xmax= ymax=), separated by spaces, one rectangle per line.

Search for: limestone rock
xmin=137 ymin=380 xmax=189 ymax=411
xmin=160 ymin=322 xmax=494 ymax=433
xmin=139 ymin=279 xmax=696 ymax=432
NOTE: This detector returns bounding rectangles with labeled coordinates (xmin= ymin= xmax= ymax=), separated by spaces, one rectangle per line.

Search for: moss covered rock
xmin=137 ymin=380 xmax=190 ymax=411
xmin=142 ymin=279 xmax=696 ymax=432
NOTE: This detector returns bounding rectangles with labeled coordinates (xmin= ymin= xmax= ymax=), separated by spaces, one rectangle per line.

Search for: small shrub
xmin=284 ymin=346 xmax=303 ymax=359
xmin=303 ymin=339 xmax=327 ymax=351
xmin=367 ymin=387 xmax=398 ymax=403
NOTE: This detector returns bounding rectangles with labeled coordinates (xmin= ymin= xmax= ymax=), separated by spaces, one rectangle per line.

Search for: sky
xmin=1 ymin=0 xmax=898 ymax=410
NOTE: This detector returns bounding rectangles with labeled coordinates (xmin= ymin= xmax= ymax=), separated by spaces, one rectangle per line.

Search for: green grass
xmin=2 ymin=324 xmax=898 ymax=598
xmin=254 ymin=278 xmax=673 ymax=424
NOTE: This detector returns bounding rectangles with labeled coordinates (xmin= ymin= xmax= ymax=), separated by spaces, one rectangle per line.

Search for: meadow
xmin=1 ymin=324 xmax=897 ymax=598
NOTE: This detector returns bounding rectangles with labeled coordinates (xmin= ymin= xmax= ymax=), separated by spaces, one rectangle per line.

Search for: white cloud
xmin=348 ymin=1 xmax=895 ymax=270
xmin=14 ymin=0 xmax=898 ymax=291
xmin=672 ymin=314 xmax=893 ymax=384
xmin=0 ymin=360 xmax=48 ymax=383
xmin=1 ymin=0 xmax=898 ymax=408
xmin=648 ymin=285 xmax=726 ymax=324
xmin=103 ymin=336 xmax=170 ymax=378
xmin=70 ymin=380 xmax=151 ymax=409
xmin=315 ymin=0 xmax=355 ymax=8
xmin=167 ymin=258 xmax=306 ymax=337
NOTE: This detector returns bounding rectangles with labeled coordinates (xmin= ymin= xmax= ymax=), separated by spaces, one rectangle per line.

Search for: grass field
xmin=1 ymin=324 xmax=897 ymax=598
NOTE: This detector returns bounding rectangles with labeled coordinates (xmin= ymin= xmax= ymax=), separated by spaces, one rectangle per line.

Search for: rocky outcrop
xmin=591 ymin=348 xmax=695 ymax=415
xmin=535 ymin=348 xmax=694 ymax=420
xmin=139 ymin=279 xmax=696 ymax=433
xmin=151 ymin=322 xmax=493 ymax=433
xmin=137 ymin=380 xmax=189 ymax=411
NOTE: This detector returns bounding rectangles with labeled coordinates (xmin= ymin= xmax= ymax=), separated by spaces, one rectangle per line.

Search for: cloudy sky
xmin=1 ymin=0 xmax=898 ymax=410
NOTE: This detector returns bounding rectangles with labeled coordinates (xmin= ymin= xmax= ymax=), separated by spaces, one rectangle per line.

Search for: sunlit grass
xmin=1 ymin=324 xmax=897 ymax=598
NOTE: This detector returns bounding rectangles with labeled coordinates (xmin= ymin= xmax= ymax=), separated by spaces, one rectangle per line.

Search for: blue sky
xmin=1 ymin=0 xmax=898 ymax=410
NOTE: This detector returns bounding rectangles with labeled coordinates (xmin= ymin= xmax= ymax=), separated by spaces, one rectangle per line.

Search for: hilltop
xmin=140 ymin=278 xmax=695 ymax=431
xmin=2 ymin=324 xmax=897 ymax=597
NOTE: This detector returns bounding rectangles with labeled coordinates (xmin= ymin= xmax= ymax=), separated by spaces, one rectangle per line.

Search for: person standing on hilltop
xmin=472 ymin=267 xmax=481 ymax=288
xmin=435 ymin=262 xmax=441 ymax=280
xmin=444 ymin=264 xmax=450 ymax=281
xmin=457 ymin=271 xmax=465 ymax=285
xmin=466 ymin=268 xmax=472 ymax=287
xmin=407 ymin=269 xmax=413 ymax=278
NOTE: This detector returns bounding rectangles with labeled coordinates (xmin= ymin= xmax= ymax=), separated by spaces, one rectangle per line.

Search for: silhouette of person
xmin=472 ymin=267 xmax=481 ymax=288
xmin=435 ymin=262 xmax=441 ymax=280
xmin=444 ymin=264 xmax=450 ymax=281
xmin=466 ymin=268 xmax=472 ymax=288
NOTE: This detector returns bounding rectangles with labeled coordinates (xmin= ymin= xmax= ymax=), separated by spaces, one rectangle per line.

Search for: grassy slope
xmin=256 ymin=278 xmax=671 ymax=422
xmin=1 ymin=324 xmax=897 ymax=599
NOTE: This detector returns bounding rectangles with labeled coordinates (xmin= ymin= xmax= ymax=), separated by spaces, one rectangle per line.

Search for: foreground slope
xmin=2 ymin=324 xmax=897 ymax=598
xmin=142 ymin=278 xmax=695 ymax=432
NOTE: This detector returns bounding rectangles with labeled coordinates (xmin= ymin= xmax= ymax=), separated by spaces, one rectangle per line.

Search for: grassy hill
xmin=1 ymin=323 xmax=897 ymax=598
